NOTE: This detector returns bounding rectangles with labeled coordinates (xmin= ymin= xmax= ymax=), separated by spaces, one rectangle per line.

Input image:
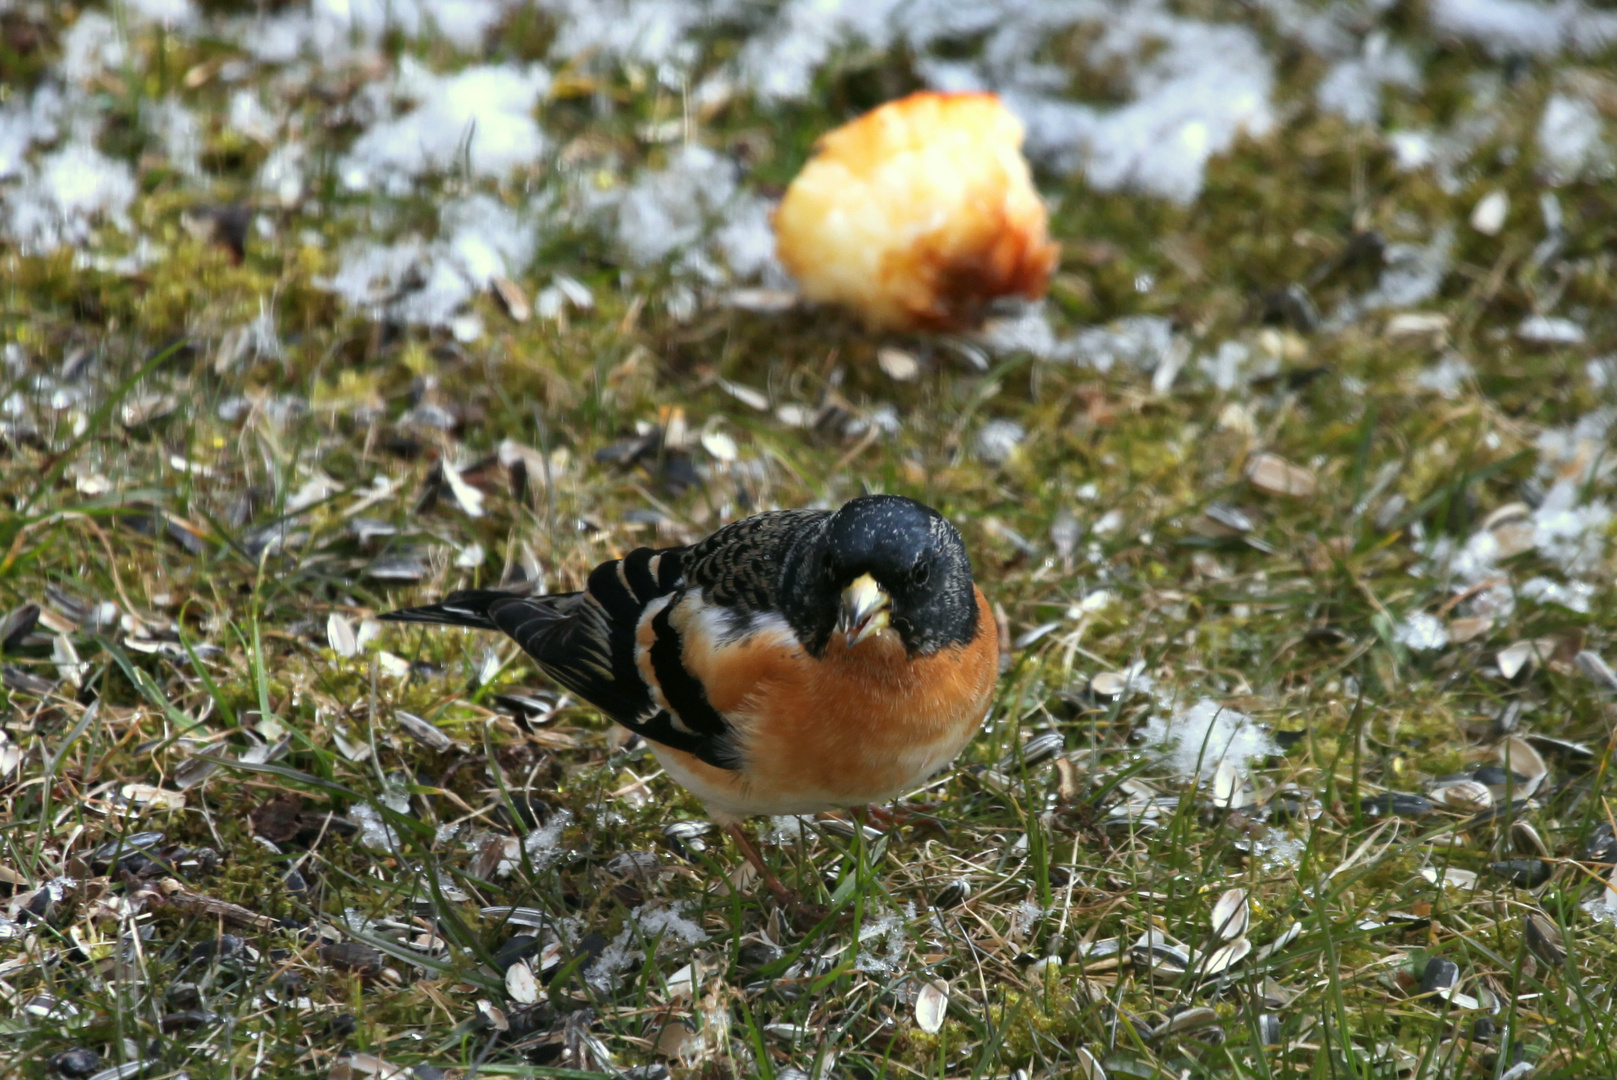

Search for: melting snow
xmin=340 ymin=60 xmax=550 ymax=192
xmin=1142 ymin=698 xmax=1277 ymax=782
xmin=586 ymin=903 xmax=708 ymax=991
xmin=1538 ymin=92 xmax=1612 ymax=183
xmin=323 ymin=194 xmax=536 ymax=329
xmin=1394 ymin=612 xmax=1449 ymax=652
xmin=3 ymin=142 xmax=136 ymax=253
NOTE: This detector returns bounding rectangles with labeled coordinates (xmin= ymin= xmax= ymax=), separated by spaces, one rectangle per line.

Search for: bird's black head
xmin=781 ymin=494 xmax=979 ymax=657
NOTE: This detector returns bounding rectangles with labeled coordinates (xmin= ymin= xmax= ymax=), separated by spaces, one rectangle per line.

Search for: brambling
xmin=382 ymin=494 xmax=998 ymax=906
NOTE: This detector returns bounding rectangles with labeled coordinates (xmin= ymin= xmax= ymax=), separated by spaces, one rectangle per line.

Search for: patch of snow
xmin=1430 ymin=0 xmax=1617 ymax=57
xmin=1198 ymin=340 xmax=1254 ymax=392
xmin=611 ymin=143 xmax=783 ymax=282
xmin=145 ymin=98 xmax=204 ymax=177
xmin=1394 ymin=612 xmax=1449 ymax=651
xmin=1063 ymin=315 xmax=1178 ymax=373
xmin=59 ymin=12 xmax=127 ymax=83
xmin=586 ymin=902 xmax=708 ymax=991
xmin=350 ymin=802 xmax=402 ymax=852
xmin=1315 ymin=32 xmax=1419 ymax=125
xmin=514 ymin=810 xmax=574 ymax=874
xmin=0 ymin=83 xmax=65 ymax=180
xmin=3 ymin=141 xmax=137 ymax=253
xmin=1518 ymin=315 xmax=1586 ymax=344
xmin=854 ymin=908 xmax=909 ymax=973
xmin=540 ymin=0 xmax=727 ymax=70
xmin=1415 ymin=352 xmax=1474 ymax=397
xmin=124 ymin=0 xmax=198 ymax=27
xmin=1142 ymin=698 xmax=1277 ymax=782
xmin=322 ymin=194 xmax=536 ymax=326
xmin=974 ymin=419 xmax=1026 ymax=465
xmin=1519 ymin=576 xmax=1595 ymax=613
xmin=1587 ymin=356 xmax=1617 ymax=391
xmin=340 ymin=59 xmax=550 ymax=192
xmin=1537 ymin=92 xmax=1612 ymax=183
xmin=1362 ymin=225 xmax=1456 ymax=311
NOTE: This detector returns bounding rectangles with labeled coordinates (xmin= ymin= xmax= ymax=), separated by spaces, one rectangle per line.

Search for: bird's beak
xmin=839 ymin=573 xmax=891 ymax=648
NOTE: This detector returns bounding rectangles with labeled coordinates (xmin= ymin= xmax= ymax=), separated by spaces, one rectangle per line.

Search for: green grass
xmin=3 ymin=3 xmax=1617 ymax=1078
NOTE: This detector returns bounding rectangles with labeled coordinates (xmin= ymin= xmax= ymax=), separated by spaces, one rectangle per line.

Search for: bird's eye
xmin=911 ymin=560 xmax=930 ymax=586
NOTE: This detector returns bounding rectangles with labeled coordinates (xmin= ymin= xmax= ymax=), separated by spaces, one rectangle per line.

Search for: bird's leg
xmin=724 ymin=824 xmax=799 ymax=908
xmin=847 ymin=803 xmax=951 ymax=840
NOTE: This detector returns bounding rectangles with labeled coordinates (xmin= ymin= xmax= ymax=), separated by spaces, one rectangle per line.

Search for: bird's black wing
xmin=383 ymin=546 xmax=739 ymax=767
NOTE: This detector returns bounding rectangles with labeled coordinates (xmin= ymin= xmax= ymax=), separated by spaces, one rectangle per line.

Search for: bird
xmin=381 ymin=494 xmax=999 ymax=910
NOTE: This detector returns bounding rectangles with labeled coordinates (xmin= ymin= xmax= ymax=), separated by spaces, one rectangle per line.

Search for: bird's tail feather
xmin=379 ymin=589 xmax=525 ymax=630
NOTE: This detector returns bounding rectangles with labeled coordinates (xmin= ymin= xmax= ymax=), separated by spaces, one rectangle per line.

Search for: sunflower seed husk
xmin=505 ymin=960 xmax=539 ymax=1003
xmin=1362 ymin=792 xmax=1436 ymax=817
xmin=1585 ymin=822 xmax=1617 ymax=863
xmin=1210 ymin=888 xmax=1249 ymax=941
xmin=1246 ymin=453 xmax=1317 ymax=498
xmin=1256 ymin=921 xmax=1302 ymax=961
xmin=1155 ymin=1007 xmax=1219 ymax=1039
xmin=1073 ymin=1046 xmax=1106 ymax=1080
xmin=1524 ymin=911 xmax=1566 ymax=966
xmin=1420 ymin=958 xmax=1459 ymax=994
xmin=1258 ymin=1013 xmax=1282 ymax=1045
xmin=1005 ymin=732 xmax=1064 ymax=771
xmin=1524 ymin=734 xmax=1593 ymax=760
xmin=396 ymin=711 xmax=455 ymax=752
xmin=0 ymin=604 xmax=40 ymax=652
xmin=1432 ymin=780 xmax=1492 ymax=812
xmin=491 ymin=276 xmax=531 ymax=322
xmin=365 ymin=556 xmax=427 ymax=582
xmin=1420 ymin=866 xmax=1479 ymax=889
xmin=1089 ymin=671 xmax=1129 ymax=697
xmin=1576 ymin=650 xmax=1617 ymax=692
xmin=914 ymin=980 xmax=948 ymax=1034
xmin=1498 ymin=735 xmax=1548 ymax=798
xmin=172 ymin=755 xmax=220 ymax=790
xmin=1051 ymin=510 xmax=1082 ymax=562
xmin=817 ymin=817 xmax=883 ymax=842
xmin=481 ymin=906 xmax=551 ymax=930
xmin=1487 ymin=859 xmax=1552 ymax=888
xmin=1130 ymin=930 xmax=1190 ymax=973
xmin=327 ymin=613 xmax=358 ymax=658
xmin=1197 ymin=936 xmax=1251 ymax=977
xmin=1511 ymin=821 xmax=1550 ymax=858
xmin=877 ymin=347 xmax=920 ymax=381
xmin=1498 ymin=639 xmax=1554 ymax=680
xmin=934 ymin=879 xmax=972 ymax=909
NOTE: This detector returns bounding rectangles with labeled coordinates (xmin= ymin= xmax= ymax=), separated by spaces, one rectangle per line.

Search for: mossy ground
xmin=3 ymin=3 xmax=1617 ymax=1078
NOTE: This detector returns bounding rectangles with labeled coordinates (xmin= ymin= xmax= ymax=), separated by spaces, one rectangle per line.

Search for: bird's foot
xmin=724 ymin=824 xmax=829 ymax=930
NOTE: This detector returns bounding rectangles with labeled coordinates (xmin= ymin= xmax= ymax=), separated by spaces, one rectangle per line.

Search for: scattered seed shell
xmin=1498 ymin=735 xmax=1548 ymax=798
xmin=877 ymin=347 xmax=921 ymax=381
xmin=1575 ymin=650 xmax=1617 ymax=693
xmin=1524 ymin=911 xmax=1566 ymax=966
xmin=504 ymin=960 xmax=539 ymax=1004
xmin=1497 ymin=639 xmax=1554 ymax=680
xmin=1246 ymin=453 xmax=1317 ymax=498
xmin=1433 ymin=779 xmax=1493 ymax=812
xmin=1073 ymin=1046 xmax=1106 ymax=1080
xmin=914 ymin=979 xmax=948 ymax=1034
xmin=1155 ymin=1007 xmax=1219 ymax=1038
xmin=1420 ymin=866 xmax=1479 ymax=889
xmin=396 ymin=711 xmax=455 ymax=752
xmin=1210 ymin=888 xmax=1250 ymax=941
xmin=1198 ymin=936 xmax=1251 ymax=977
xmin=1420 ymin=957 xmax=1459 ymax=994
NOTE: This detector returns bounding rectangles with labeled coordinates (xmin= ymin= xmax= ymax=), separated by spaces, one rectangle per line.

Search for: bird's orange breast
xmin=643 ymin=587 xmax=999 ymax=822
